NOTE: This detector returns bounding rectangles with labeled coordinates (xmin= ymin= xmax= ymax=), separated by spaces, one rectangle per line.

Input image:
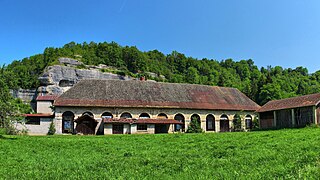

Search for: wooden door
xmin=76 ymin=123 xmax=95 ymax=135
xmin=112 ymin=124 xmax=124 ymax=134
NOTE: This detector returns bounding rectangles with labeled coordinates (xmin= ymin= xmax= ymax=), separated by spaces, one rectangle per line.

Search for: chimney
xmin=140 ymin=76 xmax=146 ymax=81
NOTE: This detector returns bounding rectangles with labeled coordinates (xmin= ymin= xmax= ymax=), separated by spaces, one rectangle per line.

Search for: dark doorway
xmin=113 ymin=124 xmax=124 ymax=134
xmin=155 ymin=124 xmax=169 ymax=133
xmin=62 ymin=111 xmax=74 ymax=133
xmin=220 ymin=114 xmax=229 ymax=132
xmin=75 ymin=115 xmax=98 ymax=135
xmin=206 ymin=114 xmax=215 ymax=131
xmin=174 ymin=114 xmax=185 ymax=132
xmin=245 ymin=115 xmax=253 ymax=129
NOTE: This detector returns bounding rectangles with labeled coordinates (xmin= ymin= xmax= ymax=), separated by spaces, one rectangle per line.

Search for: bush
xmin=252 ymin=116 xmax=260 ymax=130
xmin=186 ymin=117 xmax=203 ymax=133
xmin=47 ymin=121 xmax=56 ymax=135
xmin=232 ymin=114 xmax=242 ymax=132
xmin=0 ymin=128 xmax=6 ymax=136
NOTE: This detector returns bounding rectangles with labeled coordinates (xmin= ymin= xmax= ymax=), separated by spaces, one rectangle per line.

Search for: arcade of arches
xmin=55 ymin=108 xmax=256 ymax=135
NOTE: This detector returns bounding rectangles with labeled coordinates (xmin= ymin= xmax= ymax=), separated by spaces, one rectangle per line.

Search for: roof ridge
xmin=268 ymin=92 xmax=320 ymax=103
xmin=77 ymin=79 xmax=241 ymax=90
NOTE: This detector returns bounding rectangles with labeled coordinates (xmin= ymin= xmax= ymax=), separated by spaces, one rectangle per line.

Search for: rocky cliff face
xmin=37 ymin=58 xmax=133 ymax=95
xmin=12 ymin=57 xmax=161 ymax=106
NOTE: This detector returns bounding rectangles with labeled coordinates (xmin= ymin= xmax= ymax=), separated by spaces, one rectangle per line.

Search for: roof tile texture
xmin=257 ymin=93 xmax=320 ymax=112
xmin=54 ymin=80 xmax=260 ymax=111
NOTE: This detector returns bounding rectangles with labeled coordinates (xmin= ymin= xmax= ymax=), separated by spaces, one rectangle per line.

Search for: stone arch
xmin=101 ymin=112 xmax=113 ymax=119
xmin=120 ymin=112 xmax=132 ymax=119
xmin=62 ymin=111 xmax=74 ymax=133
xmin=157 ymin=113 xmax=168 ymax=119
xmin=233 ymin=114 xmax=242 ymax=131
xmin=139 ymin=113 xmax=150 ymax=119
xmin=206 ymin=114 xmax=215 ymax=131
xmin=191 ymin=114 xmax=201 ymax=124
xmin=82 ymin=111 xmax=94 ymax=117
xmin=245 ymin=114 xmax=253 ymax=129
xmin=220 ymin=114 xmax=229 ymax=132
xmin=174 ymin=113 xmax=185 ymax=132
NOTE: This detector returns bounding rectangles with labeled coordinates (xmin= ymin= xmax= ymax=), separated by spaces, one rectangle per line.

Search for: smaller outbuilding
xmin=257 ymin=93 xmax=320 ymax=129
xmin=19 ymin=95 xmax=58 ymax=135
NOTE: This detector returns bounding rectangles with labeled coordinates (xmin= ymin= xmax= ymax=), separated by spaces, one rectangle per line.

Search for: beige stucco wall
xmin=104 ymin=124 xmax=112 ymax=134
xmin=55 ymin=106 xmax=257 ymax=134
xmin=16 ymin=118 xmax=53 ymax=135
xmin=37 ymin=101 xmax=53 ymax=114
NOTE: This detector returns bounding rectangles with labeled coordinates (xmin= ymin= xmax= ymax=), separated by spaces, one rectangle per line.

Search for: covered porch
xmin=103 ymin=118 xmax=183 ymax=134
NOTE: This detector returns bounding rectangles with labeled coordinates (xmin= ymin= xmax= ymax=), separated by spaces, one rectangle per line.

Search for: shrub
xmin=232 ymin=114 xmax=242 ymax=132
xmin=186 ymin=117 xmax=203 ymax=133
xmin=47 ymin=121 xmax=56 ymax=135
xmin=252 ymin=116 xmax=260 ymax=130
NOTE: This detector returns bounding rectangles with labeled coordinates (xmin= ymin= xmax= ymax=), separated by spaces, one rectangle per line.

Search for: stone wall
xmin=16 ymin=118 xmax=52 ymax=135
xmin=37 ymin=101 xmax=53 ymax=114
xmin=55 ymin=106 xmax=257 ymax=134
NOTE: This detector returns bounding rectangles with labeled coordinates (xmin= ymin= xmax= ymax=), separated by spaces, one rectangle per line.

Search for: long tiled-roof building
xmin=51 ymin=79 xmax=260 ymax=135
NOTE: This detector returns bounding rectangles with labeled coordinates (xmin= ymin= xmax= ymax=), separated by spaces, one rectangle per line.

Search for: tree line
xmin=2 ymin=41 xmax=320 ymax=105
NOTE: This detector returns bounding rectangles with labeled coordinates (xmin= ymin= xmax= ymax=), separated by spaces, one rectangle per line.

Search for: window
xmin=62 ymin=111 xmax=74 ymax=133
xmin=101 ymin=112 xmax=113 ymax=119
xmin=157 ymin=113 xmax=168 ymax=119
xmin=139 ymin=113 xmax=150 ymax=119
xmin=25 ymin=117 xmax=40 ymax=125
xmin=137 ymin=124 xmax=147 ymax=131
xmin=120 ymin=112 xmax=132 ymax=119
xmin=206 ymin=114 xmax=215 ymax=131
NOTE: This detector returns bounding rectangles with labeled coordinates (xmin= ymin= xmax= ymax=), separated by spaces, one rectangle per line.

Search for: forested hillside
xmin=2 ymin=41 xmax=320 ymax=105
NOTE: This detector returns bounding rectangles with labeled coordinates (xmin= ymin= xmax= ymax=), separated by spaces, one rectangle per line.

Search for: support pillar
xmin=313 ymin=106 xmax=317 ymax=125
xmin=291 ymin=109 xmax=295 ymax=127
xmin=273 ymin=111 xmax=277 ymax=128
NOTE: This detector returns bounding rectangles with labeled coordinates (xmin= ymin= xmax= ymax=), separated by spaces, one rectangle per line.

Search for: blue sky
xmin=1 ymin=0 xmax=320 ymax=73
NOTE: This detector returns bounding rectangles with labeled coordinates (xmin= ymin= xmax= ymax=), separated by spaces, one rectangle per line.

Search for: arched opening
xmin=174 ymin=114 xmax=185 ymax=132
xmin=191 ymin=114 xmax=201 ymax=124
xmin=75 ymin=114 xmax=98 ymax=135
xmin=139 ymin=113 xmax=150 ymax=119
xmin=245 ymin=115 xmax=253 ymax=129
xmin=82 ymin=111 xmax=94 ymax=117
xmin=101 ymin=112 xmax=113 ymax=119
xmin=206 ymin=114 xmax=215 ymax=131
xmin=120 ymin=112 xmax=132 ymax=119
xmin=233 ymin=114 xmax=242 ymax=131
xmin=157 ymin=113 xmax=168 ymax=119
xmin=220 ymin=114 xmax=229 ymax=132
xmin=155 ymin=113 xmax=169 ymax=133
xmin=62 ymin=111 xmax=74 ymax=133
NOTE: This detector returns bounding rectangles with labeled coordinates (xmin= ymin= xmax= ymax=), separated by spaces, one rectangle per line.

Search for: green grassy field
xmin=1 ymin=128 xmax=320 ymax=179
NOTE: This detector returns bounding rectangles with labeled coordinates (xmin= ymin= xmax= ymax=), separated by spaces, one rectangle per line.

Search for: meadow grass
xmin=1 ymin=128 xmax=320 ymax=179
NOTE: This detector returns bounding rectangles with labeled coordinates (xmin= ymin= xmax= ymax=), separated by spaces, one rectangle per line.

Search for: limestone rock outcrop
xmin=38 ymin=58 xmax=133 ymax=95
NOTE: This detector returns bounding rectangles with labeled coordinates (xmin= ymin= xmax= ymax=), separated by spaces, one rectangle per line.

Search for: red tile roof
xmin=74 ymin=114 xmax=97 ymax=122
xmin=23 ymin=113 xmax=54 ymax=117
xmin=257 ymin=93 xmax=320 ymax=112
xmin=103 ymin=118 xmax=183 ymax=124
xmin=36 ymin=95 xmax=59 ymax=101
xmin=54 ymin=80 xmax=260 ymax=111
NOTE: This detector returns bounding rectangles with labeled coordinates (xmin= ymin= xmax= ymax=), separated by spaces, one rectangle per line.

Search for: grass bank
xmin=1 ymin=128 xmax=320 ymax=179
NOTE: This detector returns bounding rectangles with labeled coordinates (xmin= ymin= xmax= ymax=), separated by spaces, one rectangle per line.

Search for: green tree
xmin=185 ymin=67 xmax=200 ymax=84
xmin=47 ymin=121 xmax=56 ymax=135
xmin=186 ymin=116 xmax=203 ymax=133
